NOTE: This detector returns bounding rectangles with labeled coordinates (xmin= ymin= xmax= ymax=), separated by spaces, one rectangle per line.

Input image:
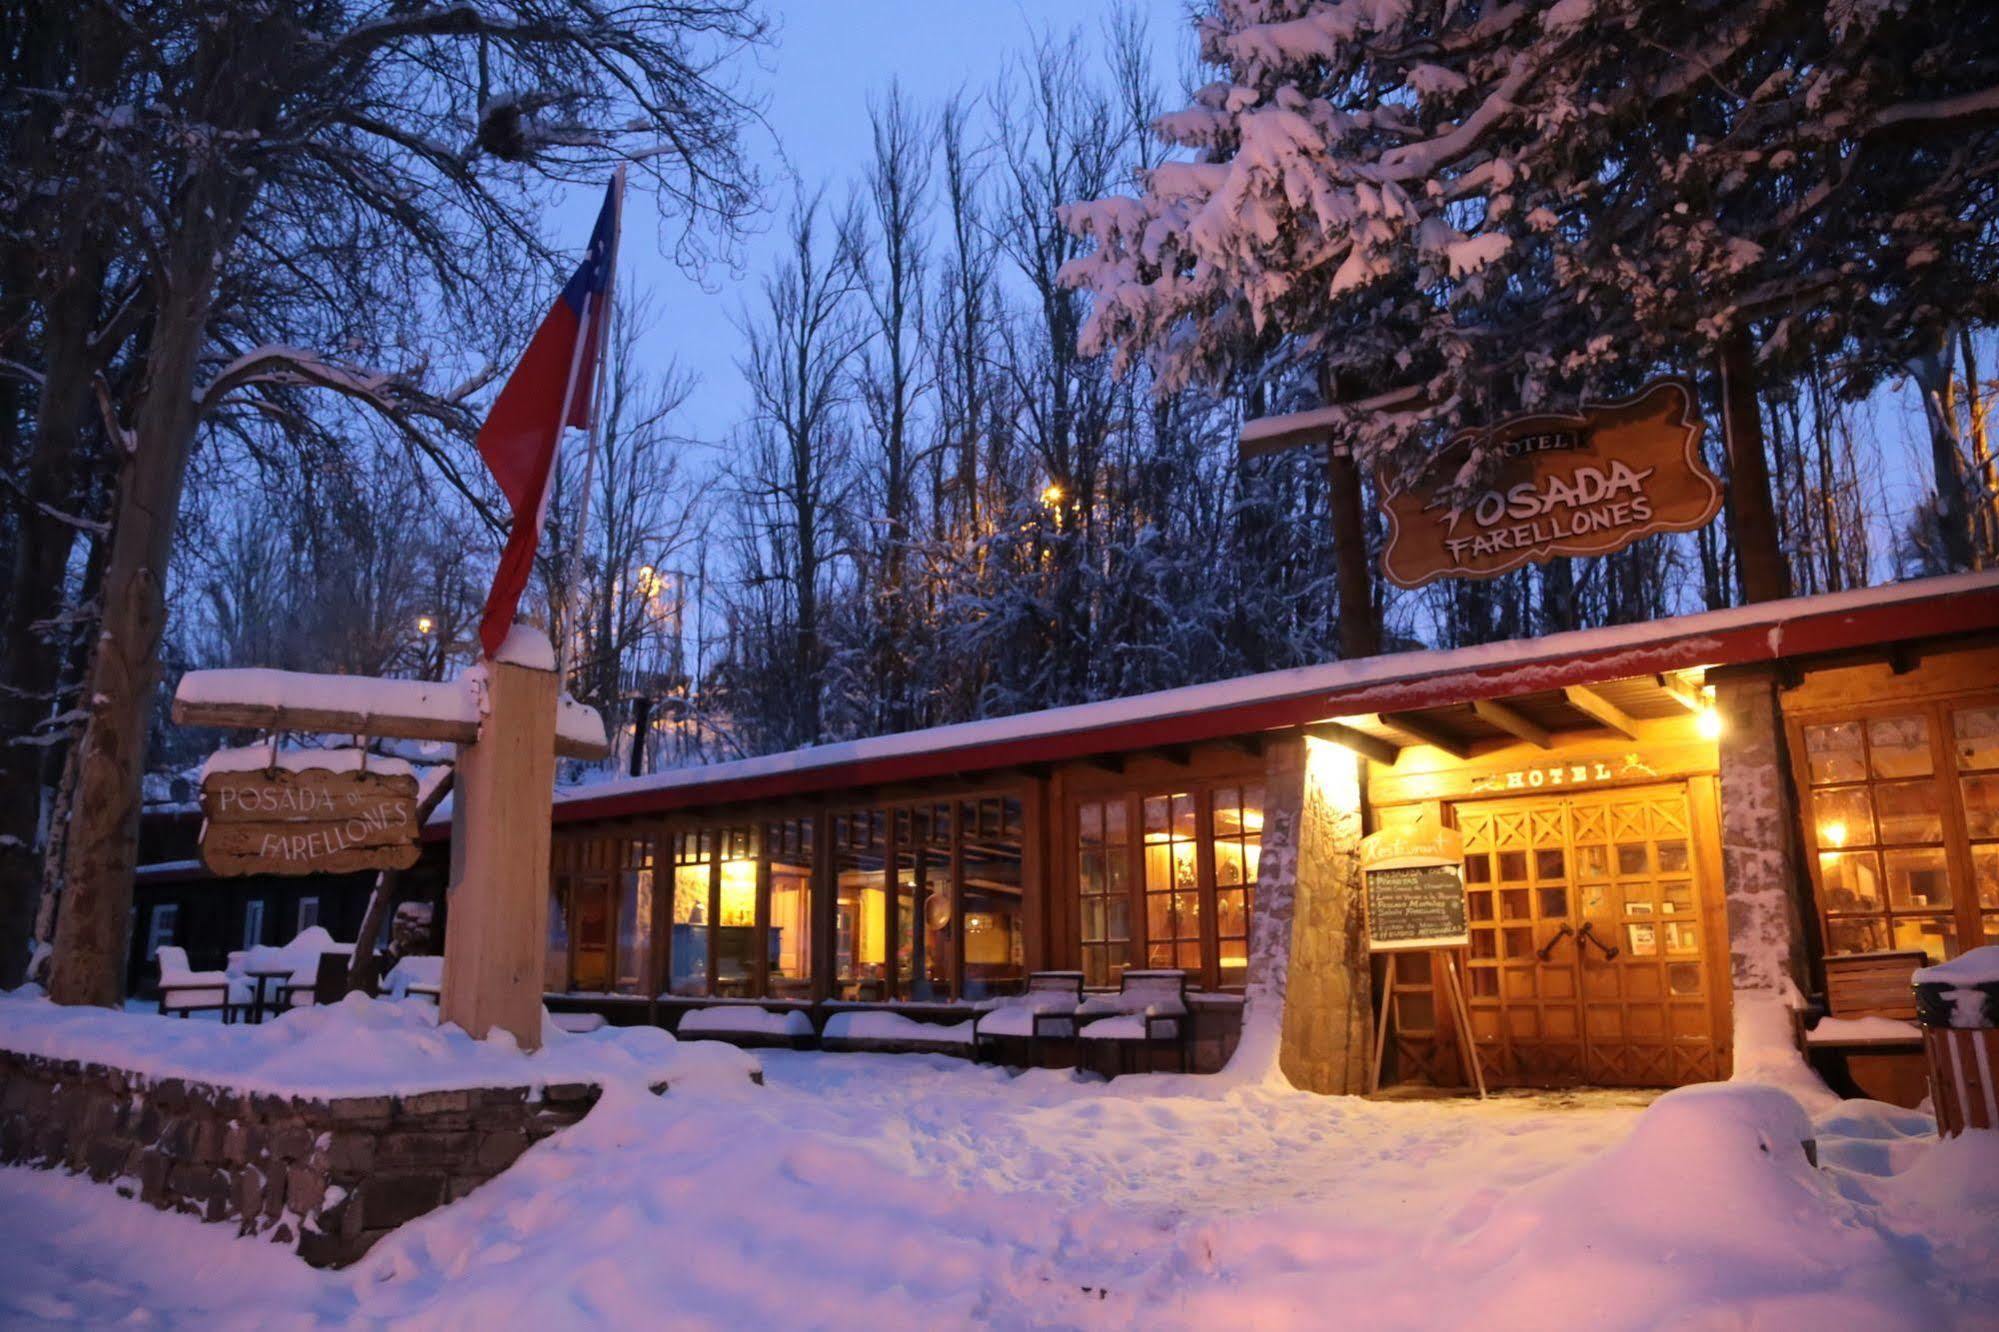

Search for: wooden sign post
xmin=439 ymin=652 xmax=558 ymax=1050
xmin=1360 ymin=825 xmax=1487 ymax=1098
xmin=173 ymin=634 xmax=606 ymax=1051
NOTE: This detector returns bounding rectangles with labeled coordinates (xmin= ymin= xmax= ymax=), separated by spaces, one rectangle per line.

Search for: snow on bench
xmin=821 ymin=1011 xmax=974 ymax=1045
xmin=1804 ymin=1015 xmax=1922 ymax=1047
xmin=0 ymin=987 xmax=757 ymax=1098
xmin=677 ymin=1006 xmax=814 ymax=1039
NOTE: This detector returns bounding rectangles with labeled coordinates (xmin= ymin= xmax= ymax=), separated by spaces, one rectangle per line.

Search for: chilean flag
xmin=476 ymin=179 xmax=620 ymax=659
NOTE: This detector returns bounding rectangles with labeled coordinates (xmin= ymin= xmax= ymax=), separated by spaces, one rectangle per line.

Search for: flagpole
xmin=560 ymin=163 xmax=627 ymax=687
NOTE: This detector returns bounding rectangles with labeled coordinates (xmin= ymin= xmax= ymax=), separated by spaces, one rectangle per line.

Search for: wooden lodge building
xmin=132 ymin=570 xmax=1999 ymax=1095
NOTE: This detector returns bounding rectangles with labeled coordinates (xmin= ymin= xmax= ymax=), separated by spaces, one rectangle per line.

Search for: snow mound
xmin=491 ymin=624 xmax=555 ymax=671
xmin=0 ymin=988 xmax=758 ymax=1098
xmin=1916 ymin=945 xmax=1999 ymax=988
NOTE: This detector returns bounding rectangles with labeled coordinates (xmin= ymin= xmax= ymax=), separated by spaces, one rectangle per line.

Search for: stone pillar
xmin=1246 ymin=736 xmax=1373 ymax=1094
xmin=1713 ymin=669 xmax=1812 ymax=1075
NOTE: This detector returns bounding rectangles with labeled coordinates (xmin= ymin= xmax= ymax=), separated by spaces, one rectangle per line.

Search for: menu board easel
xmin=1360 ymin=826 xmax=1488 ymax=1098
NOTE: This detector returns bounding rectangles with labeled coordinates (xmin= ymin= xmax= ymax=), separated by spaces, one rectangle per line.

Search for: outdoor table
xmin=242 ymin=968 xmax=295 ymax=1024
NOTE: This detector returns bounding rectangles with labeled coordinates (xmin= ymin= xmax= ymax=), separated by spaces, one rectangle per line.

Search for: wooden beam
xmin=1653 ymin=672 xmax=1705 ymax=714
xmin=1563 ymin=685 xmax=1641 ymax=740
xmin=172 ymin=696 xmax=608 ymax=761
xmin=1305 ymin=722 xmax=1401 ymax=768
xmin=1369 ymin=711 xmax=1474 ymax=760
xmin=1225 ymin=733 xmax=1266 ymax=759
xmin=1471 ymin=697 xmax=1553 ymax=749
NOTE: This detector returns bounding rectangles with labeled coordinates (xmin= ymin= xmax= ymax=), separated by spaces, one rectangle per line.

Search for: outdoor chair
xmin=384 ymin=954 xmax=444 ymax=1003
xmin=1077 ymin=969 xmax=1191 ymax=1075
xmin=154 ymin=946 xmax=247 ymax=1021
xmin=1798 ymin=950 xmax=1927 ymax=1098
xmin=972 ymin=970 xmax=1085 ymax=1065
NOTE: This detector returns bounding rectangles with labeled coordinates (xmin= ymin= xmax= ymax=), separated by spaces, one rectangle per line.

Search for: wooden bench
xmin=1801 ymin=951 xmax=1926 ymax=1097
xmin=972 ymin=971 xmax=1085 ymax=1065
xmin=1077 ymin=969 xmax=1191 ymax=1075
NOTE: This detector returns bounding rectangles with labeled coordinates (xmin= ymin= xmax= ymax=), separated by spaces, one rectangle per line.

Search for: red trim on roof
xmin=537 ymin=576 xmax=1999 ymax=825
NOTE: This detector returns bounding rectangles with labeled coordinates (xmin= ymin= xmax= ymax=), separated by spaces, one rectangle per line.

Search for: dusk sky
xmin=550 ymin=0 xmax=1192 ymax=448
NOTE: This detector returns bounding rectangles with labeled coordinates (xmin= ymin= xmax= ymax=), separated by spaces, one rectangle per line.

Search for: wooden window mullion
xmin=753 ymin=826 xmax=772 ymax=998
xmin=1195 ymin=785 xmax=1220 ymax=992
xmin=1931 ymin=698 xmax=1983 ymax=951
xmin=884 ymin=808 xmax=902 ymax=1001
xmin=949 ymin=803 xmax=965 ymax=999
xmin=706 ymin=832 xmax=722 ymax=996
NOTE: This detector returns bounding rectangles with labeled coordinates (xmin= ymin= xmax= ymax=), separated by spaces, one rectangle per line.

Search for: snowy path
xmin=1 ymin=1051 xmax=1994 ymax=1330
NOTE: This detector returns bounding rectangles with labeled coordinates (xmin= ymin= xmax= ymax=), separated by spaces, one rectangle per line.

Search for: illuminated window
xmin=1143 ymin=793 xmax=1203 ymax=971
xmin=766 ymin=817 xmax=814 ymax=997
xmin=1211 ymin=785 xmax=1264 ymax=990
xmin=834 ymin=810 xmax=889 ymax=999
xmin=1803 ymin=703 xmax=1999 ymax=963
xmin=960 ymin=797 xmax=1025 ymax=998
xmin=669 ymin=829 xmax=714 ymax=996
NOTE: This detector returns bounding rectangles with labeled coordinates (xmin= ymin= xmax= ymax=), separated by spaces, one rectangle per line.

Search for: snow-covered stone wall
xmin=1714 ymin=671 xmax=1812 ymax=1079
xmin=0 ymin=1048 xmax=605 ymax=1267
xmin=1267 ymin=738 xmax=1373 ymax=1095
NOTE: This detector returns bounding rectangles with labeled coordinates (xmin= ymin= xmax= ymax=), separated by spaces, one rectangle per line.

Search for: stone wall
xmin=0 ymin=1048 xmax=607 ymax=1267
xmin=1713 ymin=670 xmax=1811 ymax=997
xmin=1259 ymin=737 xmax=1374 ymax=1095
xmin=1280 ymin=738 xmax=1373 ymax=1094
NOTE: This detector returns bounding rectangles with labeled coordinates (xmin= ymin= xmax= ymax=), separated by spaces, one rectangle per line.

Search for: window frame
xmin=655 ymin=784 xmax=1031 ymax=1003
xmin=1068 ymin=775 xmax=1264 ymax=993
xmin=1788 ymin=689 xmax=1999 ymax=967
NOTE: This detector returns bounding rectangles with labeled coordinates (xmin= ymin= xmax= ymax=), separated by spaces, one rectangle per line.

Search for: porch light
xmin=416 ymin=615 xmax=434 ymax=636
xmin=1695 ymin=704 xmax=1723 ymax=740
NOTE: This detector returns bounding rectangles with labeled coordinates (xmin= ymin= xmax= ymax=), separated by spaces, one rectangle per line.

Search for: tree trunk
xmin=1324 ymin=448 xmax=1381 ymax=660
xmin=1717 ymin=330 xmax=1791 ymax=604
xmin=48 ymin=271 xmax=214 ymax=1006
xmin=1959 ymin=329 xmax=1996 ymax=566
xmin=1911 ymin=342 xmax=1976 ymax=573
xmin=0 ymin=251 xmax=104 ymax=986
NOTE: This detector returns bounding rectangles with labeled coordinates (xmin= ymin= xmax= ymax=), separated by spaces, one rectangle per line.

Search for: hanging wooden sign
xmin=1377 ymin=379 xmax=1720 ymax=589
xmin=198 ymin=749 xmax=421 ymax=877
xmin=1358 ymin=826 xmax=1469 ymax=952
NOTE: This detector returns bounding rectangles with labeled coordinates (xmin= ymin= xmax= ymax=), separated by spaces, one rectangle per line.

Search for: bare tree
xmin=840 ymin=84 xmax=933 ymax=734
xmin=27 ymin=1 xmax=768 ymax=1005
xmin=725 ymin=192 xmax=864 ymax=748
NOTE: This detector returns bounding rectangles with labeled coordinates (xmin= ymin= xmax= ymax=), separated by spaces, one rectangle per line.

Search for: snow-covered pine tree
xmin=1062 ymin=0 xmax=1999 ymax=591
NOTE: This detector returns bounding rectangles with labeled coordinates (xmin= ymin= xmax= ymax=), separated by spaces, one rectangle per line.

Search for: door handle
xmin=1535 ymin=923 xmax=1574 ymax=961
xmin=1577 ymin=921 xmax=1621 ymax=960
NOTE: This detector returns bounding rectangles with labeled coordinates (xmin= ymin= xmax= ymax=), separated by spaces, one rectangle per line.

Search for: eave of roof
xmin=545 ymin=570 xmax=1999 ymax=826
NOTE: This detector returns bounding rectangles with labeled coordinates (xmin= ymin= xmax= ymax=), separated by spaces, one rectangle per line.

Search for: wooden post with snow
xmin=441 ymin=642 xmax=560 ymax=1049
xmin=172 ymin=628 xmax=604 ymax=1053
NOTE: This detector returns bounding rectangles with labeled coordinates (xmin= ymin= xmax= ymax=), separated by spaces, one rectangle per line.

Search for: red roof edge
xmin=548 ymin=577 xmax=1999 ymax=826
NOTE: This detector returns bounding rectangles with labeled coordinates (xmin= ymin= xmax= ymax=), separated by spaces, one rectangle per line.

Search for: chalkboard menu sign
xmin=1364 ymin=864 xmax=1470 ymax=952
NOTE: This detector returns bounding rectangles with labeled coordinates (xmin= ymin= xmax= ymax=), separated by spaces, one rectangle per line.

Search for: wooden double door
xmin=1451 ymin=783 xmax=1729 ymax=1087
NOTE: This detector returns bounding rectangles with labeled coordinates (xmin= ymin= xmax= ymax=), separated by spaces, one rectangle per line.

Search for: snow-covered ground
xmin=2 ymin=1044 xmax=1995 ymax=1330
